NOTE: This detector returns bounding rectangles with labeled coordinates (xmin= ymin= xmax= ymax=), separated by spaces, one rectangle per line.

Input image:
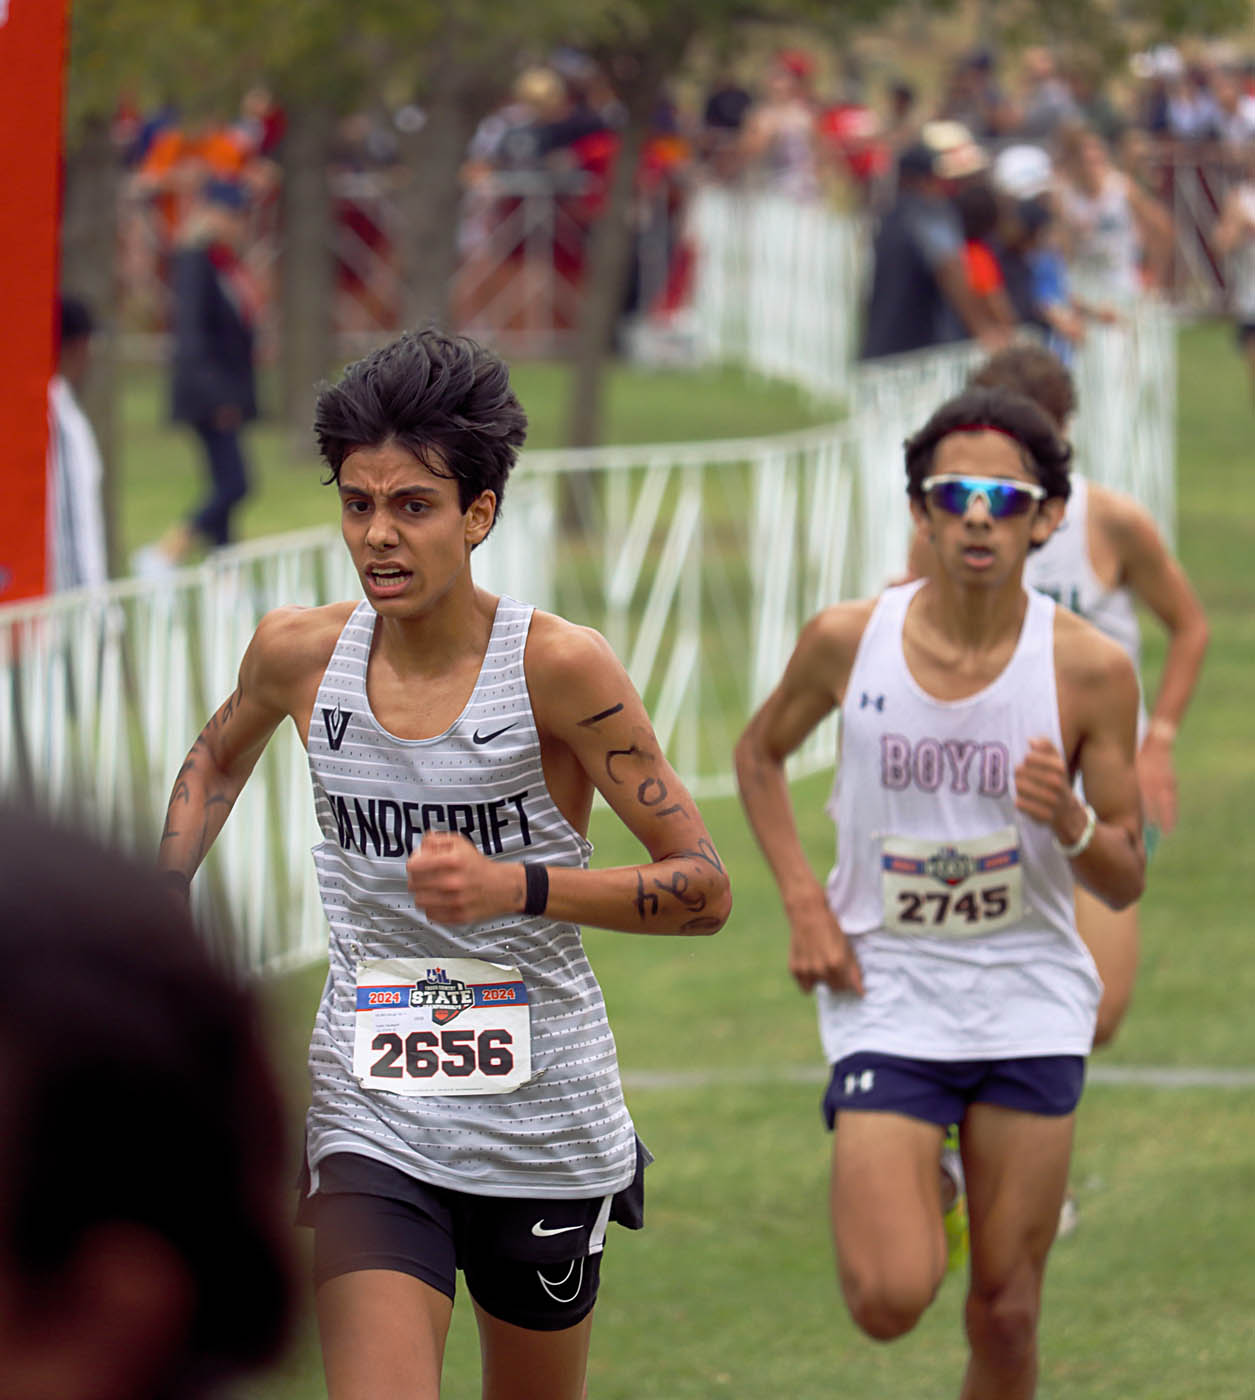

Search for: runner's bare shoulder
xmin=244 ymin=602 xmax=360 ymax=700
xmin=805 ymin=598 xmax=879 ymax=702
xmin=1051 ymin=604 xmax=1138 ymax=698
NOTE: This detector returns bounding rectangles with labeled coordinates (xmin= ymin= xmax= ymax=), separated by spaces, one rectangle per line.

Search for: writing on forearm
xmin=630 ymin=845 xmax=725 ymax=928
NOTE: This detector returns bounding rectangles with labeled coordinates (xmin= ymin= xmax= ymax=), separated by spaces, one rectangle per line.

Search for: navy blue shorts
xmin=823 ymin=1051 xmax=1086 ymax=1130
xmin=298 ymin=1145 xmax=646 ymax=1332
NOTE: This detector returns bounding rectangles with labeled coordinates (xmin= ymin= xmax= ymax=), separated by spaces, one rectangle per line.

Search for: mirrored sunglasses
xmin=921 ymin=474 xmax=1046 ymax=519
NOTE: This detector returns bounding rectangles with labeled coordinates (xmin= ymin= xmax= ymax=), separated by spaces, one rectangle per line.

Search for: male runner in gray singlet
xmin=158 ymin=329 xmax=731 ymax=1400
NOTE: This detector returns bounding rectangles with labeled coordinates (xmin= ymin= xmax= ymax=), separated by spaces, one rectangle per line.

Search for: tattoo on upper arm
xmin=606 ymin=745 xmax=647 ymax=783
xmin=636 ymin=776 xmax=668 ymax=807
xmin=579 ymin=702 xmax=625 ymax=727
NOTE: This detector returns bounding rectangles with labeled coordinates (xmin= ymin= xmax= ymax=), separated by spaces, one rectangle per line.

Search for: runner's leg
xmin=959 ymin=1104 xmax=1074 ymax=1400
xmin=318 ymin=1269 xmax=453 ymax=1400
xmin=1074 ymin=887 xmax=1139 ymax=1047
xmin=831 ymin=1110 xmax=949 ymax=1340
xmin=475 ymin=1303 xmax=594 ymax=1400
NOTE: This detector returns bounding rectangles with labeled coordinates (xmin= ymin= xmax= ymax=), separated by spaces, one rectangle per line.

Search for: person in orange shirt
xmin=955 ymin=178 xmax=1017 ymax=334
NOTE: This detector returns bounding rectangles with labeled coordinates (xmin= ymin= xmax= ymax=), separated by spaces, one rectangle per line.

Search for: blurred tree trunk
xmin=60 ymin=115 xmax=123 ymax=573
xmin=563 ymin=117 xmax=648 ymax=450
xmin=397 ymin=77 xmax=478 ymax=330
xmin=564 ymin=47 xmax=677 ymax=450
xmin=279 ymin=102 xmax=336 ymax=457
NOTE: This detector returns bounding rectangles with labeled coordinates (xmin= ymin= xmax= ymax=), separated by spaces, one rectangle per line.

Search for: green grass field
xmin=117 ymin=359 xmax=833 ymax=561
xmin=143 ymin=324 xmax=1254 ymax=1398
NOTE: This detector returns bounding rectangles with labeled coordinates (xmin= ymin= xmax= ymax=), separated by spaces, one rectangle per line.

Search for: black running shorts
xmin=298 ymin=1144 xmax=646 ymax=1332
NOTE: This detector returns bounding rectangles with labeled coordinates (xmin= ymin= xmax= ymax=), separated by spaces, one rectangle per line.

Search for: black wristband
xmin=522 ymin=863 xmax=549 ymax=917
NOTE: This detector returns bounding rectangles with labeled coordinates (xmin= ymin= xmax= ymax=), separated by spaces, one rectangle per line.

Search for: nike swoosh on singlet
xmin=472 ymin=722 xmax=518 ymax=744
xmin=531 ymin=1220 xmax=582 ymax=1237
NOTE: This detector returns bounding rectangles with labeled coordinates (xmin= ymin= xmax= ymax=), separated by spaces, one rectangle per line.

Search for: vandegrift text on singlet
xmin=328 ymin=788 xmax=536 ymax=857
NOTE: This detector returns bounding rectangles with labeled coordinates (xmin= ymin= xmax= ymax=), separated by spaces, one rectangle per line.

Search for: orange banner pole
xmin=0 ymin=0 xmax=68 ymax=603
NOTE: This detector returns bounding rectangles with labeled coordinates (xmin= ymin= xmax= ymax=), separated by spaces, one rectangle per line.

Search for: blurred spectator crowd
xmin=106 ymin=39 xmax=1255 ymax=355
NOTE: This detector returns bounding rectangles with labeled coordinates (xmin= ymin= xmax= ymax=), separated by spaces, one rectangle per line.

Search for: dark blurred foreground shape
xmin=0 ymin=804 xmax=292 ymax=1400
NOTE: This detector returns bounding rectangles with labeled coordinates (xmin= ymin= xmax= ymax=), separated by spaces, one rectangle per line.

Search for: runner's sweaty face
xmin=338 ymin=442 xmax=496 ymax=618
xmin=913 ymin=431 xmax=1059 ymax=586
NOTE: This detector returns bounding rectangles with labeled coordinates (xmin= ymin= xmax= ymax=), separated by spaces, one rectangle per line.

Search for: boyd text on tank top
xmin=305 ymin=597 xmax=637 ymax=1198
xmin=819 ymin=581 xmax=1101 ymax=1065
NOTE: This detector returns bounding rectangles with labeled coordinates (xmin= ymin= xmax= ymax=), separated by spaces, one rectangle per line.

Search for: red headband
xmin=947 ymin=422 xmax=1024 ymax=444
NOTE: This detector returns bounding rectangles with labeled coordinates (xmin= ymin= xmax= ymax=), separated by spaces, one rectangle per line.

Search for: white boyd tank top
xmin=819 ymin=581 xmax=1101 ymax=1063
xmin=1023 ymin=475 xmax=1141 ymax=671
xmin=304 ymin=597 xmax=638 ymax=1198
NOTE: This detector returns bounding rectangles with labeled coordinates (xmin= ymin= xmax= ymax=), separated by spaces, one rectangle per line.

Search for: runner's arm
xmin=156 ymin=609 xmax=303 ymax=883
xmin=1211 ymin=189 xmax=1255 ymax=257
xmin=408 ymin=622 xmax=732 ymax=936
xmin=1125 ymin=176 xmax=1174 ymax=287
xmin=1107 ymin=493 xmax=1209 ymax=832
xmin=735 ymin=605 xmax=870 ymax=994
xmin=1019 ymin=629 xmax=1145 ymax=908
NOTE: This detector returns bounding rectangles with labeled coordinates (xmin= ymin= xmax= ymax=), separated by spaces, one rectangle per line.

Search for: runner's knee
xmin=841 ymin=1265 xmax=938 ymax=1341
xmin=965 ymin=1276 xmax=1040 ymax=1365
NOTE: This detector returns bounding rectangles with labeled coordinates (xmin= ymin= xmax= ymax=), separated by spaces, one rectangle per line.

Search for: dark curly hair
xmin=314 ymin=330 xmax=528 ymax=538
xmin=904 ymin=385 xmax=1072 ymax=506
xmin=967 ymin=344 xmax=1076 ymax=430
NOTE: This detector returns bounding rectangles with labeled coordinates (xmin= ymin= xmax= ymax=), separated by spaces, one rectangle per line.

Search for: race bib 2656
xmin=352 ymin=957 xmax=532 ymax=1095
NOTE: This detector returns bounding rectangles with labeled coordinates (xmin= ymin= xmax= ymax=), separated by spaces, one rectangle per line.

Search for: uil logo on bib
xmin=410 ymin=967 xmax=475 ymax=1024
xmin=923 ymin=847 xmax=976 ymax=886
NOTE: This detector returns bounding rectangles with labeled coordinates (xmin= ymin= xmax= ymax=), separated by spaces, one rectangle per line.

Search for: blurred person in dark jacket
xmin=860 ymin=140 xmax=1005 ymax=360
xmin=135 ymin=178 xmax=259 ymax=575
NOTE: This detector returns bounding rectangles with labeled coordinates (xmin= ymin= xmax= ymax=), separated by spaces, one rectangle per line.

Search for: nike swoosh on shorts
xmin=531 ymin=1220 xmax=582 ymax=1237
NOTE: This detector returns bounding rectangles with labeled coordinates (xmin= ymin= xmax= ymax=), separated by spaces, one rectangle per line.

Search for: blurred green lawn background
xmin=122 ymin=323 xmax=1254 ymax=1398
xmin=117 ymin=358 xmax=834 ymax=560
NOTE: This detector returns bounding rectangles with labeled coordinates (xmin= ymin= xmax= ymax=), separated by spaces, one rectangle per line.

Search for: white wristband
xmin=1055 ymin=803 xmax=1097 ymax=859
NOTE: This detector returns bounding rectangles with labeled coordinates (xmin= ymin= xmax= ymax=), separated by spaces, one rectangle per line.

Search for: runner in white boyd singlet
xmin=157 ymin=330 xmax=731 ymax=1400
xmin=969 ymin=346 xmax=1208 ymax=1048
xmin=737 ymin=384 xmax=1143 ymax=1399
xmin=818 ymin=579 xmax=1100 ymax=1069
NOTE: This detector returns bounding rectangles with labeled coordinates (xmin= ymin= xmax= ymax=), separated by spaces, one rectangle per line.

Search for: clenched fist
xmin=1014 ymin=737 xmax=1087 ymax=845
xmin=406 ymin=832 xmax=522 ymax=926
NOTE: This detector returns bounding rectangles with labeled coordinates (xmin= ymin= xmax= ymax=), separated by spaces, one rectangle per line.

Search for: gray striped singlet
xmin=304 ymin=597 xmax=638 ymax=1199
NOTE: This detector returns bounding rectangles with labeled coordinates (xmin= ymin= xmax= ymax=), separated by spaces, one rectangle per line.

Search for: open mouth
xmin=961 ymin=545 xmax=995 ymax=568
xmin=365 ymin=563 xmax=412 ymax=593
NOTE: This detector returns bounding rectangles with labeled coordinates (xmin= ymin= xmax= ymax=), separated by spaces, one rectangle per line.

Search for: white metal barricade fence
xmin=3 ymin=202 xmax=1177 ymax=973
xmin=688 ymin=186 xmax=863 ymax=402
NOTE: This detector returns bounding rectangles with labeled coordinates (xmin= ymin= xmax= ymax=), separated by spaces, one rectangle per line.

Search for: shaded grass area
xmin=249 ymin=318 xmax=1254 ymax=1397
xmin=116 ymin=358 xmax=835 ymax=562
